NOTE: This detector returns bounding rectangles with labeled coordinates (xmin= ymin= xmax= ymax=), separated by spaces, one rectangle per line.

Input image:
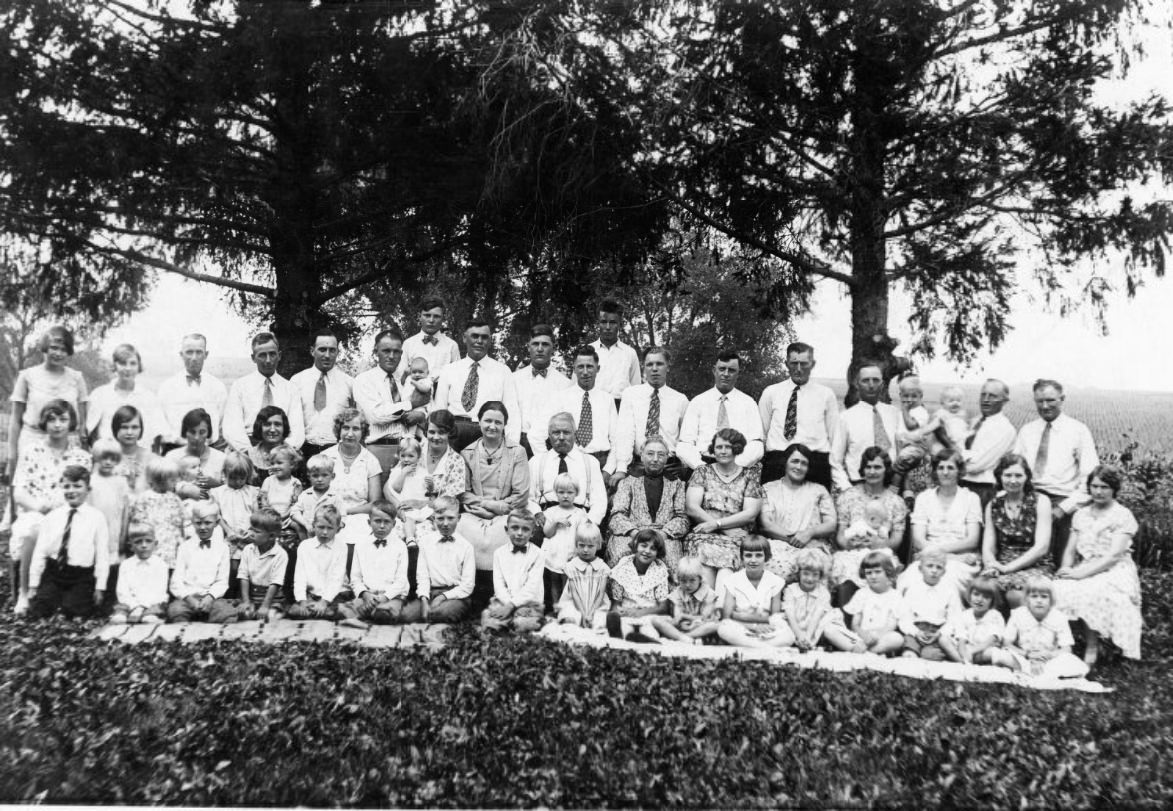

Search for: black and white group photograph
xmin=2 ymin=0 xmax=1172 ymax=806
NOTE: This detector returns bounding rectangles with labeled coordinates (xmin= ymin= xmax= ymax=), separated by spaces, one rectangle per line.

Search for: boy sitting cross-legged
xmin=167 ymin=501 xmax=232 ymax=622
xmin=337 ymin=500 xmax=411 ymax=629
xmin=401 ymin=495 xmax=475 ymax=624
xmin=110 ymin=523 xmax=168 ymax=625
xmin=28 ymin=465 xmax=110 ymax=620
xmin=210 ymin=508 xmax=289 ymax=622
xmin=481 ymin=508 xmax=545 ymax=633
xmin=287 ymin=504 xmax=350 ymax=620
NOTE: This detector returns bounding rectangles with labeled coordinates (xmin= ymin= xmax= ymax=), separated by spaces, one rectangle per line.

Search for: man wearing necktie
xmin=354 ymin=329 xmax=428 ymax=474
xmin=829 ymin=362 xmax=899 ymax=493
xmin=545 ymin=345 xmax=620 ymax=484
xmin=528 ymin=413 xmax=607 ymax=544
xmin=394 ymin=295 xmax=461 ymax=385
xmin=613 ymin=347 xmax=690 ymax=483
xmin=291 ymin=328 xmax=355 ymax=460
xmin=677 ymin=350 xmax=764 ymax=474
xmin=959 ymin=379 xmax=1017 ymax=509
xmin=157 ymin=333 xmax=229 ymax=454
xmin=758 ymin=342 xmax=838 ymax=489
xmin=222 ymin=332 xmax=306 ymax=452
xmin=434 ymin=319 xmax=521 ymax=452
xmin=512 ymin=324 xmax=572 ymax=458
xmin=1013 ymin=379 xmax=1099 ymax=564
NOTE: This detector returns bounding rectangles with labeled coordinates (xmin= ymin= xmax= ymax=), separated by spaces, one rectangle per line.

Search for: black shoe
xmin=626 ymin=631 xmax=657 ymax=644
xmin=606 ymin=613 xmax=622 ymax=638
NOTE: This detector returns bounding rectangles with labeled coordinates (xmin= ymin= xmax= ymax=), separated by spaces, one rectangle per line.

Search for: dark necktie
xmin=576 ymin=392 xmax=593 ymax=446
xmin=716 ymin=395 xmax=730 ymax=430
xmin=314 ymin=373 xmax=328 ymax=411
xmin=646 ymin=387 xmax=661 ymax=438
xmin=388 ymin=373 xmax=400 ymax=403
xmin=784 ymin=385 xmax=800 ymax=441
xmin=557 ymin=453 xmax=568 ymax=474
xmin=374 ymin=539 xmax=387 ymax=548
xmin=461 ymin=362 xmax=479 ymax=412
xmin=58 ymin=508 xmax=76 ymax=566
xmin=261 ymin=377 xmax=274 ymax=408
xmin=512 ymin=545 xmax=527 ymax=554
xmin=1035 ymin=422 xmax=1052 ymax=477
xmin=872 ymin=406 xmax=891 ymax=452
xmin=965 ymin=416 xmax=985 ymax=450
xmin=533 ymin=367 xmax=548 ymax=378
xmin=187 ymin=375 xmax=201 ymax=387
xmin=422 ymin=335 xmax=438 ymax=346
xmin=199 ymin=539 xmax=211 ymax=549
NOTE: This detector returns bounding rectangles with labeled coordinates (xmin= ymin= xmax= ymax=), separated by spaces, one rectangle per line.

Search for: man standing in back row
xmin=676 ymin=350 xmax=764 ymax=473
xmin=590 ymin=299 xmax=642 ymax=412
xmin=1013 ymin=379 xmax=1099 ymax=565
xmin=960 ymin=378 xmax=1017 ymax=509
xmin=512 ymin=324 xmax=573 ymax=457
xmin=829 ymin=362 xmax=898 ymax=493
xmin=222 ymin=332 xmax=305 ymax=452
xmin=434 ymin=319 xmax=521 ymax=451
xmin=291 ymin=328 xmax=354 ymax=459
xmin=157 ymin=333 xmax=229 ymax=452
xmin=759 ymin=342 xmax=838 ymax=489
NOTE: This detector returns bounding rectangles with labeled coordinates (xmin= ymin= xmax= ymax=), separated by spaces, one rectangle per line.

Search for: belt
xmin=368 ymin=436 xmax=401 ymax=446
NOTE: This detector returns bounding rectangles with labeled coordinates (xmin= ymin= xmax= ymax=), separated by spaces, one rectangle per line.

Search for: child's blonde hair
xmin=223 ymin=451 xmax=255 ymax=483
xmin=191 ymin=500 xmax=221 ymax=520
xmin=676 ymin=555 xmax=703 ymax=579
xmin=398 ymin=436 xmax=423 ymax=458
xmin=918 ymin=547 xmax=948 ymax=567
xmin=941 ymin=384 xmax=964 ymax=402
xmin=796 ymin=548 xmax=830 ymax=578
xmin=144 ymin=456 xmax=180 ymax=493
xmin=575 ymin=520 xmax=602 ymax=549
xmin=91 ymin=438 xmax=122 ymax=463
xmin=1023 ymin=573 xmax=1055 ymax=601
xmin=409 ymin=357 xmax=430 ymax=373
xmin=432 ymin=494 xmax=461 ymax=514
xmin=859 ymin=550 xmax=900 ymax=583
xmin=269 ymin=443 xmax=302 ymax=468
xmin=306 ymin=453 xmax=335 ymax=473
xmin=897 ymin=376 xmax=923 ymax=395
xmin=552 ymin=473 xmax=580 ymax=495
xmin=313 ymin=502 xmax=343 ymax=528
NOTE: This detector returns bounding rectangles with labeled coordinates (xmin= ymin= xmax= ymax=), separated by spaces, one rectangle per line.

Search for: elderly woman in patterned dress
xmin=980 ymin=453 xmax=1053 ymax=609
xmin=684 ymin=428 xmax=763 ymax=588
xmin=756 ymin=443 xmax=837 ymax=582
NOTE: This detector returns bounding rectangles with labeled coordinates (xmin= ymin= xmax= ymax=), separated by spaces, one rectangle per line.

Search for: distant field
xmin=817 ymin=378 xmax=1173 ymax=455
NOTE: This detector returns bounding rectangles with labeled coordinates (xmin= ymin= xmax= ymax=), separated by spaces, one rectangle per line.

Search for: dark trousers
xmin=762 ymin=449 xmax=832 ymax=490
xmin=962 ymin=480 xmax=997 ymax=512
xmin=29 ymin=560 xmax=97 ymax=619
xmin=406 ymin=543 xmax=420 ymax=601
xmin=450 ymin=419 xmax=482 ymax=453
xmin=471 ymin=569 xmax=495 ymax=615
xmin=1037 ymin=491 xmax=1073 ymax=566
xmin=544 ymin=569 xmax=566 ymax=613
xmin=301 ymin=442 xmax=333 ymax=460
xmin=519 ymin=433 xmax=535 ymax=459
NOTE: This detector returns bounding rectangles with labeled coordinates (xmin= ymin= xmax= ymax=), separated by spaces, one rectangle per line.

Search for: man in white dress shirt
xmin=677 ymin=350 xmax=764 ymax=472
xmin=758 ymin=341 xmax=838 ymax=488
xmin=290 ymin=328 xmax=354 ymax=458
xmin=512 ymin=324 xmax=572 ymax=458
xmin=613 ymin=346 xmax=689 ymax=481
xmin=434 ymin=318 xmax=521 ymax=451
xmin=590 ymin=299 xmax=642 ymax=411
xmin=830 ymin=362 xmax=898 ymax=493
xmin=157 ymin=333 xmax=229 ymax=453
xmin=394 ymin=295 xmax=460 ymax=384
xmin=528 ymin=412 xmax=608 ymax=536
xmin=353 ymin=329 xmax=428 ymax=472
xmin=1013 ymin=378 xmax=1100 ymax=564
xmin=222 ymin=332 xmax=305 ymax=452
xmin=543 ymin=345 xmax=619 ymax=481
xmin=960 ymin=378 xmax=1017 ymax=508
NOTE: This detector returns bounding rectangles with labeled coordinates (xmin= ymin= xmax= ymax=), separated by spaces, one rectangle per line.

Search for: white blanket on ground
xmin=538 ymin=623 xmax=1111 ymax=694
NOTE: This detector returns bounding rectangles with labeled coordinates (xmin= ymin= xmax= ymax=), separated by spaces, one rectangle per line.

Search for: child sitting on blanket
xmin=649 ymin=556 xmax=720 ymax=645
xmin=337 ymin=501 xmax=411 ymax=628
xmin=556 ymin=521 xmax=611 ymax=631
xmin=843 ymin=551 xmax=905 ymax=656
xmin=287 ymin=504 xmax=350 ymax=621
xmin=899 ymin=548 xmax=963 ymax=661
xmin=481 ymin=509 xmax=545 ymax=633
xmin=716 ymin=536 xmax=793 ymax=649
xmin=942 ymin=577 xmax=1005 ymax=665
xmin=987 ymin=575 xmax=1089 ymax=679
xmin=110 ymin=523 xmax=168 ymax=625
xmin=167 ymin=501 xmax=231 ymax=622
xmin=605 ymin=528 xmax=671 ymax=643
xmin=781 ymin=549 xmax=859 ymax=652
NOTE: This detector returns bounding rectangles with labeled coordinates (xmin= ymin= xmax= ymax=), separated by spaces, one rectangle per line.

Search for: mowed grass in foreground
xmin=1 ymin=570 xmax=1170 ymax=808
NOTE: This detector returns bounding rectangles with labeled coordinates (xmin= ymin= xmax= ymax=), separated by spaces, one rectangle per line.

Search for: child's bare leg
xmin=649 ymin=615 xmax=689 ymax=641
xmin=687 ymin=620 xmax=720 ymax=641
xmin=985 ymin=648 xmax=1020 ymax=671
xmin=1082 ymin=626 xmax=1100 ymax=666
xmin=765 ymin=623 xmax=797 ymax=648
xmin=717 ymin=619 xmax=774 ymax=649
xmin=821 ymin=626 xmax=858 ymax=652
xmin=871 ymin=631 xmax=905 ymax=656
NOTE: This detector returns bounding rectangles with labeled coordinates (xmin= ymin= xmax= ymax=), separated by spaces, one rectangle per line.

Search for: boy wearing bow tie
xmin=401 ymin=496 xmax=475 ymax=623
xmin=167 ymin=501 xmax=231 ymax=621
xmin=482 ymin=509 xmax=545 ymax=632
xmin=338 ymin=501 xmax=411 ymax=628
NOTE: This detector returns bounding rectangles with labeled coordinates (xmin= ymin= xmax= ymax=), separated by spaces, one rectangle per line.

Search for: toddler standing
xmin=259 ymin=443 xmax=304 ymax=532
xmin=382 ymin=437 xmax=434 ymax=544
xmin=210 ymin=452 xmax=260 ymax=580
xmin=556 ymin=522 xmax=611 ymax=631
xmin=542 ymin=473 xmax=588 ymax=612
xmin=88 ymin=439 xmax=130 ymax=596
xmin=129 ymin=456 xmax=187 ymax=569
xmin=290 ymin=454 xmax=340 ymax=539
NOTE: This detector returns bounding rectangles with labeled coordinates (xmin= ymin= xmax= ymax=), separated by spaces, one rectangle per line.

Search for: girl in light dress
xmin=210 ymin=452 xmax=260 ymax=580
xmin=842 ymin=551 xmax=905 ymax=656
xmin=129 ymin=456 xmax=187 ymax=568
xmin=988 ymin=575 xmax=1089 ymax=679
xmin=715 ymin=536 xmax=793 ymax=649
xmin=259 ymin=443 xmax=303 ymax=541
xmin=781 ymin=549 xmax=859 ymax=652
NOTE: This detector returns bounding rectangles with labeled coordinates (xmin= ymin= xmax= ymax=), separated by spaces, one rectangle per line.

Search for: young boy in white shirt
xmin=167 ymin=501 xmax=232 ymax=622
xmin=110 ymin=523 xmax=168 ymax=624
xmin=287 ymin=503 xmax=349 ymax=620
xmin=338 ymin=500 xmax=411 ymax=628
xmin=400 ymin=495 xmax=475 ymax=623
xmin=482 ymin=509 xmax=544 ymax=632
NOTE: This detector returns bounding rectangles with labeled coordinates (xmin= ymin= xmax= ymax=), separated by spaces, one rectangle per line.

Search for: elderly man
xmin=512 ymin=324 xmax=572 ymax=457
xmin=960 ymin=378 xmax=1017 ymax=508
xmin=222 ymin=332 xmax=305 ymax=452
xmin=607 ymin=437 xmax=690 ymax=568
xmin=353 ymin=329 xmax=428 ymax=472
xmin=677 ymin=350 xmax=764 ymax=472
xmin=829 ymin=362 xmax=898 ymax=493
xmin=545 ymin=345 xmax=619 ymax=481
xmin=613 ymin=346 xmax=689 ymax=482
xmin=157 ymin=333 xmax=229 ymax=452
xmin=1014 ymin=378 xmax=1099 ymax=563
xmin=434 ymin=319 xmax=521 ymax=451
xmin=291 ymin=328 xmax=354 ymax=458
xmin=759 ymin=341 xmax=838 ymax=488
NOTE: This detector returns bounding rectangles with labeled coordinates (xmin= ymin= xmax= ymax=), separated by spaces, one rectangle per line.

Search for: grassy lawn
xmin=0 ymin=567 xmax=1170 ymax=807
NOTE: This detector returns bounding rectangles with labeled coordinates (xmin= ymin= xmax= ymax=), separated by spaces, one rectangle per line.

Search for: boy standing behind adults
xmin=513 ymin=325 xmax=573 ymax=457
xmin=395 ymin=296 xmax=461 ymax=386
xmin=291 ymin=328 xmax=354 ymax=459
xmin=1013 ymin=379 xmax=1099 ymax=564
xmin=590 ymin=299 xmax=642 ymax=412
xmin=222 ymin=332 xmax=305 ymax=452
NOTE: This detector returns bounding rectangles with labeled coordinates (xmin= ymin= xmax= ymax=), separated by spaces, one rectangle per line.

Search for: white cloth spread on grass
xmin=537 ymin=623 xmax=1110 ymax=694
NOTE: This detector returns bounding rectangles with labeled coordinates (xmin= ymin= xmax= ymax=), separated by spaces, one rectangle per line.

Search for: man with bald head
xmin=158 ymin=333 xmax=229 ymax=452
xmin=960 ymin=379 xmax=1017 ymax=508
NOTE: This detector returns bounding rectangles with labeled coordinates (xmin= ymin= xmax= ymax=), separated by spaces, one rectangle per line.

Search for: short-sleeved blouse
xmin=690 ymin=463 xmax=763 ymax=517
xmin=86 ymin=383 xmax=163 ymax=443
xmin=13 ymin=440 xmax=92 ymax=516
xmin=10 ymin=365 xmax=89 ymax=432
xmin=911 ymin=487 xmax=983 ymax=549
xmin=322 ymin=445 xmax=382 ymax=512
xmin=760 ymin=480 xmax=835 ymax=540
xmin=608 ymin=555 xmax=670 ymax=610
